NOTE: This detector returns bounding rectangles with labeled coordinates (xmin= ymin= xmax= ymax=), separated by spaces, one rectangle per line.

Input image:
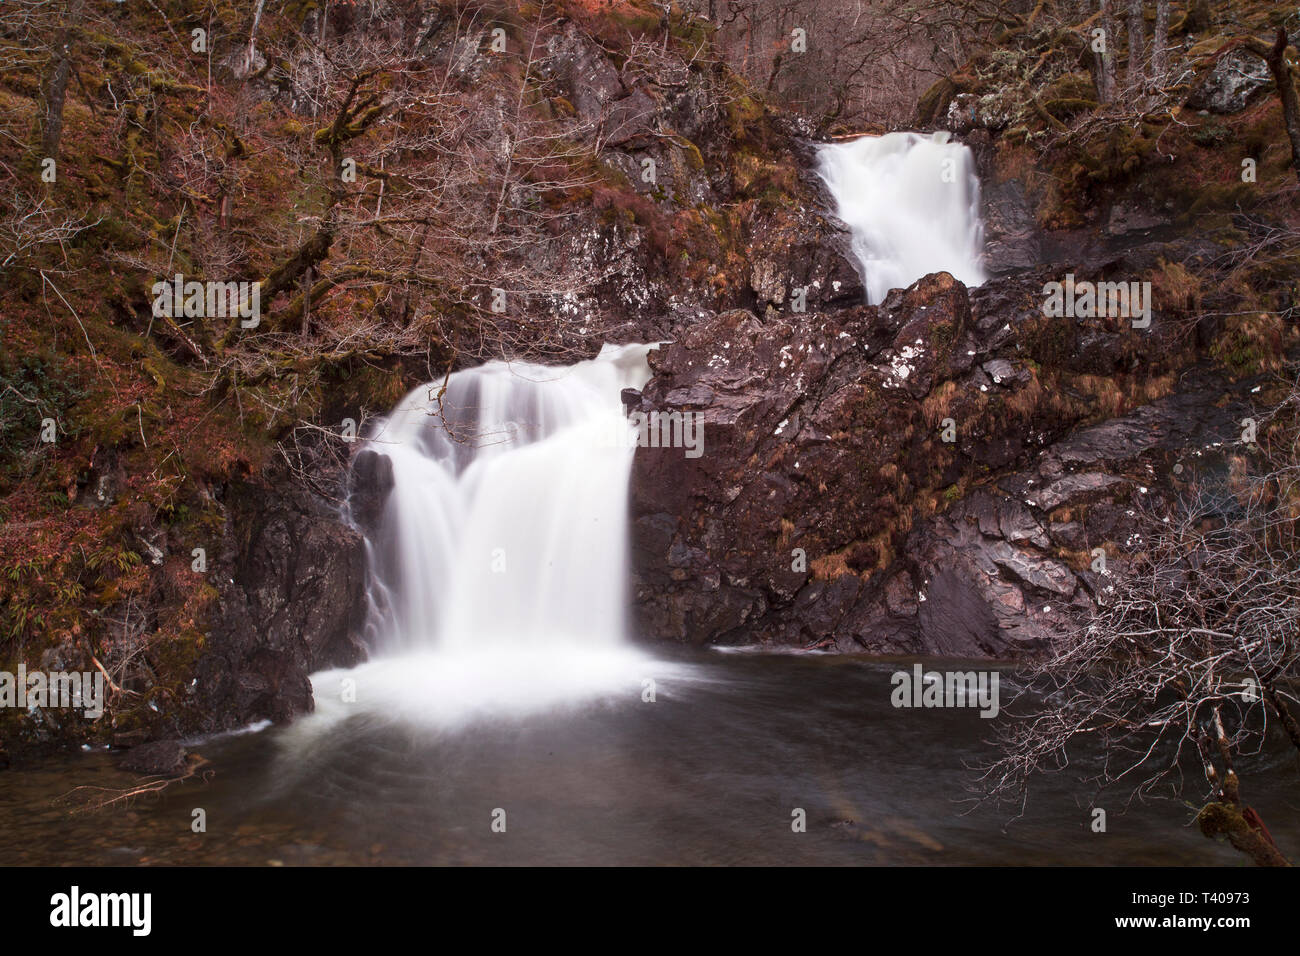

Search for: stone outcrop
xmin=628 ymin=257 xmax=1248 ymax=655
xmin=1185 ymin=49 xmax=1273 ymax=114
xmin=118 ymin=738 xmax=187 ymax=776
xmin=192 ymin=471 xmax=368 ymax=735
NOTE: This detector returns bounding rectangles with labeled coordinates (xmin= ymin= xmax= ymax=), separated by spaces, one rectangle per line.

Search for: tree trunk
xmin=1265 ymin=683 xmax=1300 ymax=754
xmin=1246 ymin=28 xmax=1300 ymax=184
xmin=1126 ymin=0 xmax=1145 ymax=88
xmin=242 ymin=0 xmax=266 ymax=76
xmin=1185 ymin=0 xmax=1212 ymax=34
xmin=40 ymin=0 xmax=84 ymax=161
xmin=1097 ymin=0 xmax=1119 ymax=103
xmin=1151 ymin=0 xmax=1170 ymax=84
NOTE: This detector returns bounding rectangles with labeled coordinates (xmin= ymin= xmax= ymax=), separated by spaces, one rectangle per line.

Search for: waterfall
xmin=816 ymin=131 xmax=987 ymax=304
xmin=359 ymin=342 xmax=655 ymax=654
xmin=302 ymin=343 xmax=665 ymax=731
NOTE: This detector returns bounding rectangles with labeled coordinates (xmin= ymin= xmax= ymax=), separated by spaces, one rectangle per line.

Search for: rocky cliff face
xmin=101 ymin=464 xmax=367 ymax=751
xmin=628 ymin=267 xmax=1253 ymax=653
xmin=626 ymin=140 xmax=1264 ymax=654
xmin=194 ymin=472 xmax=368 ymax=736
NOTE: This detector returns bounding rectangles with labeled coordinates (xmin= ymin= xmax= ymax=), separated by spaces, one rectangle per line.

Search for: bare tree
xmin=0 ymin=193 xmax=97 ymax=274
xmin=979 ymin=379 xmax=1300 ymax=866
xmin=187 ymin=0 xmax=634 ymax=416
xmin=1243 ymin=27 xmax=1300 ymax=185
xmin=1150 ymin=0 xmax=1170 ymax=85
xmin=1125 ymin=0 xmax=1144 ymax=89
xmin=1096 ymin=0 xmax=1119 ymax=103
xmin=691 ymin=0 xmax=1015 ymax=128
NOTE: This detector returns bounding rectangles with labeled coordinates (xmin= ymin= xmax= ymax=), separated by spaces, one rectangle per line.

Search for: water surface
xmin=3 ymin=650 xmax=1294 ymax=866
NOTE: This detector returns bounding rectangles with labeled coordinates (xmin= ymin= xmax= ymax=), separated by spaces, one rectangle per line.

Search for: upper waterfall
xmin=816 ymin=131 xmax=987 ymax=304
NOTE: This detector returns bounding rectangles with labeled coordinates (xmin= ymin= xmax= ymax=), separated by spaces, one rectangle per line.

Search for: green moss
xmin=726 ymin=93 xmax=764 ymax=144
xmin=1190 ymin=122 xmax=1231 ymax=147
xmin=916 ymin=77 xmax=959 ymax=126
xmin=1042 ymin=97 xmax=1099 ymax=120
xmin=1042 ymin=72 xmax=1097 ymax=102
xmin=1211 ymin=313 xmax=1288 ymax=379
xmin=673 ymin=135 xmax=705 ymax=170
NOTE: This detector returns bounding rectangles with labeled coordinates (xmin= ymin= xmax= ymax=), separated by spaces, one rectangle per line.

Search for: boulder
xmin=1186 ymin=49 xmax=1272 ymax=114
xmin=118 ymin=740 xmax=186 ymax=776
xmin=628 ymin=259 xmax=1253 ymax=656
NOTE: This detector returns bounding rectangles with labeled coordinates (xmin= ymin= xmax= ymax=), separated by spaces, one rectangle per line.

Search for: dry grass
xmin=922 ymin=380 xmax=960 ymax=428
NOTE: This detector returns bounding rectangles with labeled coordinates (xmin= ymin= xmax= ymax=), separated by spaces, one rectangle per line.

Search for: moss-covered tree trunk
xmin=1125 ymin=0 xmax=1145 ymax=88
xmin=40 ymin=0 xmax=84 ymax=162
xmin=1151 ymin=0 xmax=1170 ymax=84
xmin=1245 ymin=28 xmax=1300 ymax=185
xmin=1096 ymin=0 xmax=1119 ymax=102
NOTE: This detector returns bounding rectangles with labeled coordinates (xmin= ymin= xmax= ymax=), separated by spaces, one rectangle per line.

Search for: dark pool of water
xmin=2 ymin=650 xmax=1296 ymax=865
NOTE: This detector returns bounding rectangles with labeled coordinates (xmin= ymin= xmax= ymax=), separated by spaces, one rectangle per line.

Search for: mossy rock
xmin=726 ymin=93 xmax=764 ymax=143
xmin=1042 ymin=97 xmax=1099 ymax=120
xmin=672 ymin=135 xmax=705 ymax=171
xmin=1042 ymin=72 xmax=1096 ymax=102
xmin=1076 ymin=124 xmax=1154 ymax=184
xmin=916 ymin=77 xmax=959 ymax=126
xmin=1187 ymin=35 xmax=1232 ymax=59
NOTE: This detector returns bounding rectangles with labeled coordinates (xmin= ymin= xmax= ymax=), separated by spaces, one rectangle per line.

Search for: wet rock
xmin=628 ymin=253 xmax=1251 ymax=657
xmin=981 ymin=358 xmax=1030 ymax=388
xmin=884 ymin=572 xmax=918 ymax=616
xmin=996 ymin=497 xmax=1048 ymax=547
xmin=630 ymin=271 xmax=1021 ymax=654
xmin=1106 ymin=201 xmax=1169 ymax=237
xmin=986 ymin=541 xmax=1075 ymax=595
xmin=196 ymin=471 xmax=368 ymax=736
xmin=1050 ymin=521 xmax=1088 ymax=550
xmin=119 ymin=740 xmax=186 ymax=777
xmin=981 ymin=179 xmax=1041 ymax=273
xmin=917 ymin=568 xmax=1004 ymax=656
xmin=1035 ymin=472 xmax=1127 ymax=511
xmin=746 ymin=202 xmax=866 ymax=312
xmin=348 ymin=449 xmax=394 ymax=533
xmin=878 ymin=272 xmax=973 ymax=398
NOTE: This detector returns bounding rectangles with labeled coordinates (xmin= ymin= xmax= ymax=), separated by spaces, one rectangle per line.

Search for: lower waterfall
xmin=297 ymin=343 xmax=671 ymax=730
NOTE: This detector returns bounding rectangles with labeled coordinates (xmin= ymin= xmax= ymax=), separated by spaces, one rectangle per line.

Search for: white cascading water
xmin=816 ymin=131 xmax=987 ymax=304
xmin=292 ymin=343 xmax=669 ymax=733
